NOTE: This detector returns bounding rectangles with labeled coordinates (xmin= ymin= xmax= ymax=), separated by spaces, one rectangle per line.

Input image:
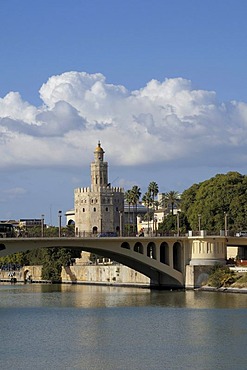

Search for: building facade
xmin=74 ymin=142 xmax=124 ymax=236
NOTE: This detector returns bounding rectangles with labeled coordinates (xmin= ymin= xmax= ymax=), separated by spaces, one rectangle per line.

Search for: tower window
xmin=83 ymin=208 xmax=85 ymax=212
xmin=106 ymin=207 xmax=108 ymax=212
xmin=94 ymin=207 xmax=96 ymax=212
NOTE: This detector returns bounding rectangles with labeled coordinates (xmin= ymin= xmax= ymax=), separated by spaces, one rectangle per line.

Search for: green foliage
xmin=158 ymin=214 xmax=176 ymax=235
xmin=232 ymin=273 xmax=247 ymax=288
xmin=125 ymin=185 xmax=142 ymax=234
xmin=160 ymin=190 xmax=180 ymax=215
xmin=0 ymin=245 xmax=81 ymax=283
xmin=207 ymin=265 xmax=237 ymax=288
xmin=158 ymin=212 xmax=189 ymax=235
xmin=181 ymin=172 xmax=247 ymax=233
xmin=24 ymin=225 xmax=75 ymax=237
xmin=40 ymin=247 xmax=81 ymax=282
xmin=0 ymin=252 xmax=29 ymax=266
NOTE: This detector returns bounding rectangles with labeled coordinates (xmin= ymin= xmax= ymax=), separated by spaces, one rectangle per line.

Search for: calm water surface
xmin=0 ymin=283 xmax=246 ymax=370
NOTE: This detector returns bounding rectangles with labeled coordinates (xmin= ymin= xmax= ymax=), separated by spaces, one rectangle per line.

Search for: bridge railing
xmin=11 ymin=229 xmax=238 ymax=239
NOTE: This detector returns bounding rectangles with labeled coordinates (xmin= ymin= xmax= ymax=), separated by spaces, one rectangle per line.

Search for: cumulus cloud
xmin=0 ymin=71 xmax=247 ymax=170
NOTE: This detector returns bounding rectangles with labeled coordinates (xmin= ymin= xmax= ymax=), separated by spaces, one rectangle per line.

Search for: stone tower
xmin=74 ymin=142 xmax=124 ymax=236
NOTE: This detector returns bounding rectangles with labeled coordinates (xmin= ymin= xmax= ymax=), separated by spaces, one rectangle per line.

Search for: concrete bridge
xmin=2 ymin=234 xmax=244 ymax=288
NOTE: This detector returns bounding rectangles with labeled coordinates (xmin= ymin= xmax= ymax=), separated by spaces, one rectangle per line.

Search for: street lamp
xmin=58 ymin=210 xmax=62 ymax=237
xmin=100 ymin=217 xmax=103 ymax=234
xmin=198 ymin=214 xmax=201 ymax=233
xmin=177 ymin=211 xmax=180 ymax=237
xmin=41 ymin=214 xmax=44 ymax=237
xmin=154 ymin=216 xmax=157 ymax=236
xmin=224 ymin=212 xmax=228 ymax=236
xmin=119 ymin=211 xmax=123 ymax=237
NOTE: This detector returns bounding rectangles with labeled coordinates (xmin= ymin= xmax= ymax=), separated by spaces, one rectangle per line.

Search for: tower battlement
xmin=74 ymin=187 xmax=90 ymax=194
xmin=75 ymin=186 xmax=123 ymax=194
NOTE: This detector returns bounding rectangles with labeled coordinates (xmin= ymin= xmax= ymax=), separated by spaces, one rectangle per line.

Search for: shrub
xmin=207 ymin=265 xmax=237 ymax=288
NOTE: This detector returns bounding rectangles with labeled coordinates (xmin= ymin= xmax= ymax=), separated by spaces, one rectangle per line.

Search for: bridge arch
xmin=173 ymin=241 xmax=183 ymax=272
xmin=121 ymin=242 xmax=130 ymax=249
xmin=134 ymin=242 xmax=144 ymax=254
xmin=160 ymin=242 xmax=169 ymax=265
xmin=147 ymin=242 xmax=156 ymax=259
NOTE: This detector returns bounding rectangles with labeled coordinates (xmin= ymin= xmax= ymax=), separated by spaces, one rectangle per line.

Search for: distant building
xmin=19 ymin=219 xmax=42 ymax=229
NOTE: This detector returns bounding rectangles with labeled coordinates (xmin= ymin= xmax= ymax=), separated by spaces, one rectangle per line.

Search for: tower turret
xmin=91 ymin=141 xmax=108 ymax=189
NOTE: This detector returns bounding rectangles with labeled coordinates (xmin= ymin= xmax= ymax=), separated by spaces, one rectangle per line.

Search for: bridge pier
xmin=185 ymin=236 xmax=227 ymax=289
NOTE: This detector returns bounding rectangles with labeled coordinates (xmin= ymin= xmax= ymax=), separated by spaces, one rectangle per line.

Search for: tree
xmin=130 ymin=185 xmax=141 ymax=234
xmin=125 ymin=189 xmax=133 ymax=236
xmin=181 ymin=171 xmax=247 ymax=233
xmin=163 ymin=191 xmax=180 ymax=215
xmin=142 ymin=191 xmax=152 ymax=234
xmin=148 ymin=182 xmax=159 ymax=234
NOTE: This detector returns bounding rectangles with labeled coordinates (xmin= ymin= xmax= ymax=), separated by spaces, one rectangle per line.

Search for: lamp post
xmin=100 ymin=217 xmax=103 ymax=234
xmin=177 ymin=211 xmax=180 ymax=237
xmin=58 ymin=210 xmax=62 ymax=237
xmin=154 ymin=217 xmax=157 ymax=236
xmin=119 ymin=211 xmax=123 ymax=237
xmin=41 ymin=214 xmax=44 ymax=237
xmin=224 ymin=212 xmax=228 ymax=236
xmin=198 ymin=214 xmax=201 ymax=234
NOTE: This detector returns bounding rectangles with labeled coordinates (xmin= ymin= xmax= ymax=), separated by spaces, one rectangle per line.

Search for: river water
xmin=0 ymin=283 xmax=246 ymax=370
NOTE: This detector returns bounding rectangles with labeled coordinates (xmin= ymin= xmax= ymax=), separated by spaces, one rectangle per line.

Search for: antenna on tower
xmin=107 ymin=176 xmax=119 ymax=187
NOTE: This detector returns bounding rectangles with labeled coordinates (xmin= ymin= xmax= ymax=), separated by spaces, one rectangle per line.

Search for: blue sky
xmin=1 ymin=0 xmax=247 ymax=224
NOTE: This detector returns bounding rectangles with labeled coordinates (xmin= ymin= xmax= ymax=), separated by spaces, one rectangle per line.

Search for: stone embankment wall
xmin=61 ymin=264 xmax=150 ymax=287
xmin=0 ymin=265 xmax=43 ymax=283
xmin=0 ymin=264 xmax=150 ymax=287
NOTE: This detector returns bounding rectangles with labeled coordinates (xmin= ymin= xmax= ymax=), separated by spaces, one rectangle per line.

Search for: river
xmin=0 ymin=283 xmax=246 ymax=370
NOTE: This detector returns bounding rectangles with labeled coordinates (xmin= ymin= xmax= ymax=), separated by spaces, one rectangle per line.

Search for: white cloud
xmin=0 ymin=71 xmax=247 ymax=170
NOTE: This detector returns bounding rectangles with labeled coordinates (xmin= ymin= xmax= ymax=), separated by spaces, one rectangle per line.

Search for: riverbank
xmin=197 ymin=285 xmax=247 ymax=294
xmin=1 ymin=264 xmax=247 ymax=292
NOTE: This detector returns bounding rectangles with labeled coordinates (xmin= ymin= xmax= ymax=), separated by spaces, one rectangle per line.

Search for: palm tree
xmin=125 ymin=190 xmax=132 ymax=236
xmin=164 ymin=190 xmax=180 ymax=215
xmin=130 ymin=185 xmax=141 ymax=234
xmin=148 ymin=182 xmax=159 ymax=234
xmin=142 ymin=191 xmax=152 ymax=235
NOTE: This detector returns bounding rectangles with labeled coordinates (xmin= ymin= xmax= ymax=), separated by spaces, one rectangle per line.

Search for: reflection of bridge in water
xmin=1 ymin=236 xmax=247 ymax=288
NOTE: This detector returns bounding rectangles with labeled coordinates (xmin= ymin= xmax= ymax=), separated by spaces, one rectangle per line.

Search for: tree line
xmin=125 ymin=171 xmax=247 ymax=235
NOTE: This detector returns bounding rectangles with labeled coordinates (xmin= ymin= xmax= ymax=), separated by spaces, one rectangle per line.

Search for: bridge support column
xmin=185 ymin=265 xmax=212 ymax=289
xmin=189 ymin=237 xmax=227 ymax=266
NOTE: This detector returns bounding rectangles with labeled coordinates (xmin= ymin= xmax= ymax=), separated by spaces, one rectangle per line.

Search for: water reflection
xmin=0 ymin=283 xmax=247 ymax=309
